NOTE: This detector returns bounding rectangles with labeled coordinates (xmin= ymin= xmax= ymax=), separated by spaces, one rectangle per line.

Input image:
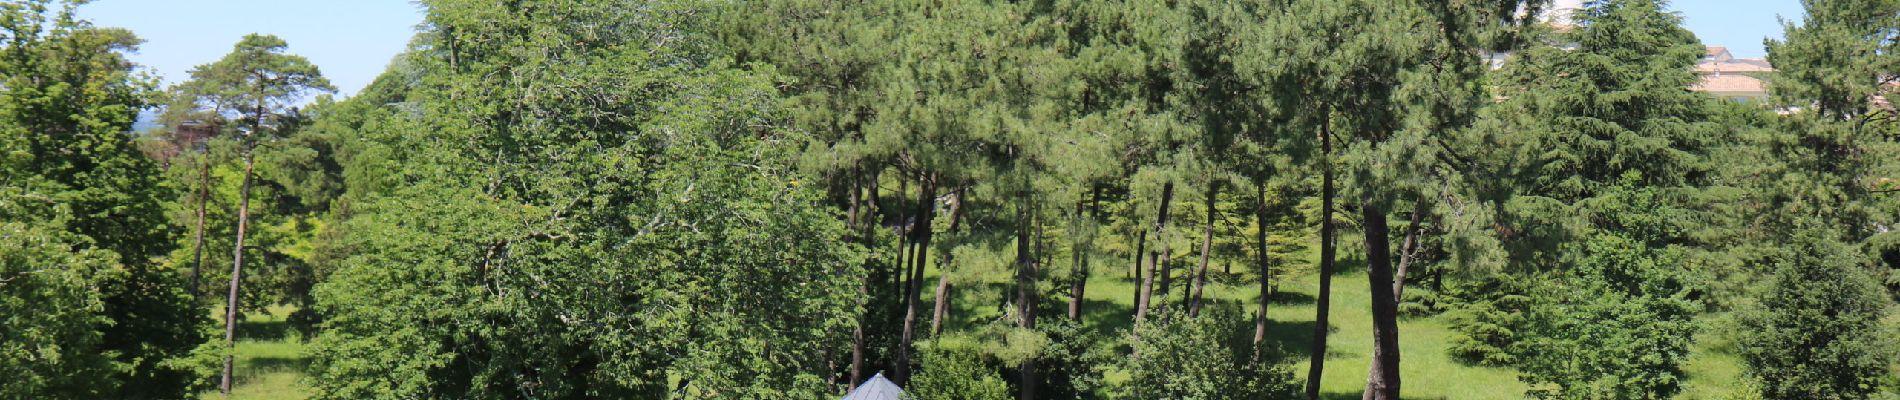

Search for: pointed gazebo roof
xmin=841 ymin=373 xmax=904 ymax=400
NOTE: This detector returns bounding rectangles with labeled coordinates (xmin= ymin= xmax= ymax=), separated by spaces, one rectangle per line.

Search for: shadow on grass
xmin=1320 ymin=391 xmax=1363 ymax=400
xmin=1263 ymin=319 xmax=1362 ymax=361
xmin=1322 ymin=392 xmax=1448 ymax=400
xmin=227 ymin=356 xmax=309 ymax=387
xmin=243 ymin=356 xmax=310 ymax=373
xmin=1268 ymin=289 xmax=1316 ymax=306
xmin=1078 ymin=298 xmax=1136 ymax=336
xmin=237 ymin=318 xmax=291 ymax=341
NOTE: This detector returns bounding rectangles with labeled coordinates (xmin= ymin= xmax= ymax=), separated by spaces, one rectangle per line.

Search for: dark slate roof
xmin=841 ymin=373 xmax=904 ymax=400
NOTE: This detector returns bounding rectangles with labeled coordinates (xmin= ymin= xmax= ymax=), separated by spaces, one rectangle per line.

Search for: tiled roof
xmin=1697 ymin=59 xmax=1776 ymax=73
xmin=1693 ymin=74 xmax=1768 ymax=94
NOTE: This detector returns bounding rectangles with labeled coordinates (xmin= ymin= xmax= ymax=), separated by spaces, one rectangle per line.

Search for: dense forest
xmin=3 ymin=0 xmax=1899 ymax=399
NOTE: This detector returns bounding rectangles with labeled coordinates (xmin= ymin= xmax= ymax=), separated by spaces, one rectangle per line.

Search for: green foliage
xmin=1517 ymin=234 xmax=1700 ymax=399
xmin=1467 ymin=0 xmax=1716 ymax=269
xmin=307 ymin=1 xmax=865 ymax=398
xmin=167 ymin=33 xmax=334 ymax=143
xmin=1444 ymin=278 xmax=1533 ymax=367
xmin=1398 ymin=288 xmax=1448 ymax=317
xmin=0 ymin=194 xmax=114 ymax=399
xmin=1766 ymin=0 xmax=1900 ymax=120
xmin=1737 ymin=232 xmax=1897 ymax=400
xmin=1028 ymin=318 xmax=1114 ymax=399
xmin=909 ymin=343 xmax=1012 ymax=400
xmin=0 ymin=2 xmax=212 ymax=397
xmin=1121 ymin=307 xmax=1299 ymax=400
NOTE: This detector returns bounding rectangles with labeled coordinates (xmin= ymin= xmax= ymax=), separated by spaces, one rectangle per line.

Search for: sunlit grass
xmin=199 ymin=305 xmax=311 ymax=400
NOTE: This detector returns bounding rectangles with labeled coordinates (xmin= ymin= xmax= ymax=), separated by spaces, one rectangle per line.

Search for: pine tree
xmin=169 ymin=33 xmax=334 ymax=394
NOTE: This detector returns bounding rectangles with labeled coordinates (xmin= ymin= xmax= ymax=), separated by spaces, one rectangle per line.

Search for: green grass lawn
xmin=202 ymin=260 xmax=1772 ymax=400
xmin=927 ymin=252 xmax=1759 ymax=399
xmin=200 ymin=305 xmax=312 ymax=400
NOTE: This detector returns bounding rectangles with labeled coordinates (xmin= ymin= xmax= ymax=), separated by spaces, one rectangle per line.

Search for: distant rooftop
xmin=841 ymin=373 xmax=903 ymax=400
xmin=1693 ymin=74 xmax=1770 ymax=97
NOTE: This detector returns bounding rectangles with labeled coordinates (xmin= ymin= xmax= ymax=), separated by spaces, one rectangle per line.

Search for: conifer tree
xmin=170 ymin=33 xmax=334 ymax=394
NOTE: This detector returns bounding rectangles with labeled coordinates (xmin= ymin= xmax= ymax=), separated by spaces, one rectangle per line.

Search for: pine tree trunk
xmin=1158 ymin=246 xmax=1173 ymax=303
xmin=851 ymin=279 xmax=867 ymax=385
xmin=219 ymin=151 xmax=255 ymax=396
xmin=1305 ymin=119 xmax=1335 ymax=400
xmin=1070 ymin=186 xmax=1101 ymax=321
xmin=1392 ymin=202 xmax=1426 ymax=300
xmin=895 ymin=175 xmax=936 ymax=386
xmin=191 ymin=158 xmax=210 ymax=296
xmin=1130 ymin=229 xmax=1145 ymax=305
xmin=1135 ymin=182 xmax=1174 ymax=324
xmin=849 ymin=169 xmax=867 ymax=387
xmin=1189 ymin=181 xmax=1220 ymax=318
xmin=930 ymin=188 xmax=965 ymax=336
xmin=931 ymin=277 xmax=952 ymax=335
xmin=1360 ymin=198 xmax=1401 ymax=400
xmin=1016 ymin=198 xmax=1038 ymax=400
xmin=1368 ymin=201 xmax=1428 ymax=396
xmin=1254 ymin=181 xmax=1272 ymax=355
xmin=893 ymin=176 xmax=910 ymax=321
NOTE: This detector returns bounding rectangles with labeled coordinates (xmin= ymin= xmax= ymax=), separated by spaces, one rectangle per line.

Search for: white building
xmin=1692 ymin=47 xmax=1775 ymax=101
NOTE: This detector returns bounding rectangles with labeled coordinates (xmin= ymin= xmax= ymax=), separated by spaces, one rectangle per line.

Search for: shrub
xmin=1737 ymin=233 xmax=1897 ymax=400
xmin=909 ymin=343 xmax=1011 ymax=400
xmin=1121 ymin=306 xmax=1299 ymax=400
xmin=1445 ymin=278 xmax=1532 ymax=366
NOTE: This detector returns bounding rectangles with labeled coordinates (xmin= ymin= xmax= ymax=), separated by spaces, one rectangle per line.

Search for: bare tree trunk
xmin=1067 ymin=197 xmax=1086 ymax=321
xmin=219 ymin=151 xmax=255 ymax=396
xmin=1016 ymin=199 xmax=1038 ymax=400
xmin=851 ymin=280 xmax=867 ymax=385
xmin=895 ymin=175 xmax=936 ymax=386
xmin=930 ymin=188 xmax=965 ymax=336
xmin=1189 ymin=181 xmax=1220 ymax=318
xmin=192 ymin=158 xmax=210 ymax=296
xmin=1360 ymin=201 xmax=1421 ymax=398
xmin=848 ymin=169 xmax=866 ymax=387
xmin=1360 ymin=198 xmax=1401 ymax=400
xmin=1392 ymin=202 xmax=1426 ymax=300
xmin=1158 ymin=245 xmax=1173 ymax=303
xmin=1069 ymin=186 xmax=1101 ymax=321
xmin=931 ymin=277 xmax=952 ymax=335
xmin=1253 ymin=180 xmax=1272 ymax=355
xmin=1130 ymin=229 xmax=1145 ymax=306
xmin=1135 ymin=182 xmax=1174 ymax=325
xmin=892 ymin=176 xmax=910 ymax=319
xmin=1305 ymin=117 xmax=1335 ymax=400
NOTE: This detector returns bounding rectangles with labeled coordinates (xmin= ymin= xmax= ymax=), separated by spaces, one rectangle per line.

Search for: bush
xmin=1121 ymin=306 xmax=1299 ymax=400
xmin=909 ymin=343 xmax=1011 ymax=400
xmin=1515 ymin=219 xmax=1701 ymax=399
xmin=1030 ymin=318 xmax=1113 ymax=399
xmin=1398 ymin=287 xmax=1447 ymax=317
xmin=1737 ymin=233 xmax=1897 ymax=400
xmin=0 ymin=220 xmax=116 ymax=398
xmin=1444 ymin=277 xmax=1532 ymax=366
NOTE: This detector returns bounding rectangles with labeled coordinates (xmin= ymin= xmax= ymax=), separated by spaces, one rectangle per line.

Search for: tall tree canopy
xmin=307 ymin=1 xmax=865 ymax=398
xmin=0 ymin=2 xmax=210 ymax=398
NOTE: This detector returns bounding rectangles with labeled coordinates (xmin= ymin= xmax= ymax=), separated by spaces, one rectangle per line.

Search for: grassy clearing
xmin=199 ymin=305 xmax=312 ymax=400
xmin=926 ymin=248 xmax=1768 ymax=399
xmin=200 ymin=257 xmax=1771 ymax=400
xmin=1269 ymin=270 xmax=1527 ymax=400
xmin=926 ymin=256 xmax=1529 ymax=399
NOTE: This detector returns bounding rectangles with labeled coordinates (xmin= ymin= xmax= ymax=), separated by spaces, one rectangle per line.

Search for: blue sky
xmin=79 ymin=0 xmax=1803 ymax=99
xmin=1674 ymin=0 xmax=1806 ymax=58
xmin=79 ymin=0 xmax=425 ymax=98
